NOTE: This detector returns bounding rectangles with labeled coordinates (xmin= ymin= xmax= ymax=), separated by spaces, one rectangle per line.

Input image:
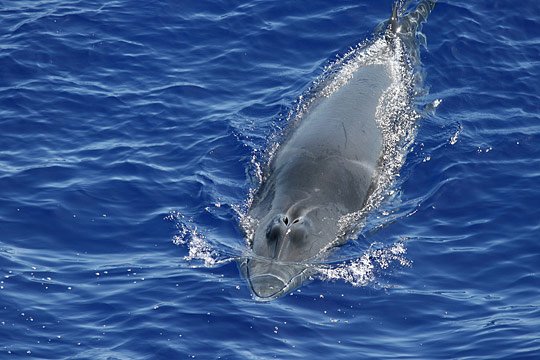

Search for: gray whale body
xmin=241 ymin=0 xmax=436 ymax=301
xmin=242 ymin=64 xmax=391 ymax=300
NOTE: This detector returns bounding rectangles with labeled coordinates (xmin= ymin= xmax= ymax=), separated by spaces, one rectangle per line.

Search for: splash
xmin=317 ymin=242 xmax=411 ymax=287
xmin=167 ymin=211 xmax=220 ymax=267
xmin=449 ymin=123 xmax=462 ymax=145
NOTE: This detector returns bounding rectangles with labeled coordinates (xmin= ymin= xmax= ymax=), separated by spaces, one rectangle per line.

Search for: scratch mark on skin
xmin=342 ymin=122 xmax=348 ymax=148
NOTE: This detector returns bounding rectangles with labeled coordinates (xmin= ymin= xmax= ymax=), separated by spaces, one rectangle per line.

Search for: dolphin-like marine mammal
xmin=241 ymin=0 xmax=436 ymax=301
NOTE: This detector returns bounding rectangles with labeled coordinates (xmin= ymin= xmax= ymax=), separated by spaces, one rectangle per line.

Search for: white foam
xmin=168 ymin=211 xmax=219 ymax=267
xmin=317 ymin=242 xmax=411 ymax=287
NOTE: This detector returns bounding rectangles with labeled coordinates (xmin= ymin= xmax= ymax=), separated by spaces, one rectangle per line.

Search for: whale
xmin=241 ymin=0 xmax=436 ymax=301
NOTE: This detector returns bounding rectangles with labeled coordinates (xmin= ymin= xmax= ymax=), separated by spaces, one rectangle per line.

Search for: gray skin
xmin=242 ymin=63 xmax=392 ymax=300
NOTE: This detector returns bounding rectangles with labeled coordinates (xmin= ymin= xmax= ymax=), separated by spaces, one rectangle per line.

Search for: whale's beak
xmin=241 ymin=258 xmax=311 ymax=301
xmin=249 ymin=274 xmax=287 ymax=299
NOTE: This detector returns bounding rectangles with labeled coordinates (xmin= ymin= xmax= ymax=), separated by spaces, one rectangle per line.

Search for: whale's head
xmin=242 ymin=206 xmax=337 ymax=301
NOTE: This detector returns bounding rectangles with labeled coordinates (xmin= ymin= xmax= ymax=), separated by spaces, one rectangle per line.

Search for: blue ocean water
xmin=1 ymin=0 xmax=539 ymax=358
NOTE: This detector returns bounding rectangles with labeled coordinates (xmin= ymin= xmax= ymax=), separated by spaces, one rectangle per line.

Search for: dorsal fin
xmin=389 ymin=0 xmax=437 ymax=37
xmin=389 ymin=1 xmax=400 ymax=35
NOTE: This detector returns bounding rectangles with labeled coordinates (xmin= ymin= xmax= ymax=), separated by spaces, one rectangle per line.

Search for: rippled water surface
xmin=1 ymin=0 xmax=539 ymax=358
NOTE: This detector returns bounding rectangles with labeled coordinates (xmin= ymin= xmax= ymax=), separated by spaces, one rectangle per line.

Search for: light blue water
xmin=1 ymin=0 xmax=539 ymax=358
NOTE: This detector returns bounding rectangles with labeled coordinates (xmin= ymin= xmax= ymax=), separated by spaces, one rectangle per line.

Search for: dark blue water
xmin=1 ymin=0 xmax=539 ymax=358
